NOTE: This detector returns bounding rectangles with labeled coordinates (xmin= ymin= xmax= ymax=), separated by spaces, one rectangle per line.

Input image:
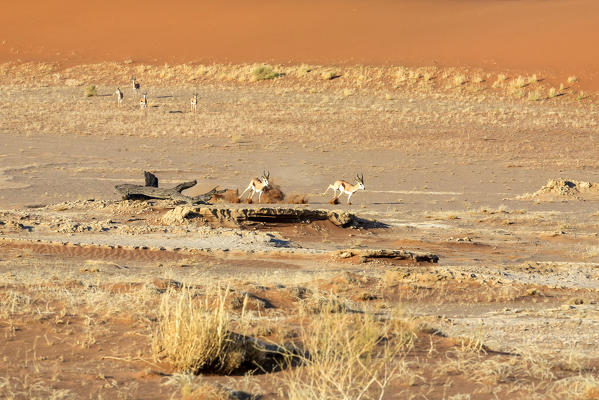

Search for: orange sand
xmin=1 ymin=0 xmax=598 ymax=87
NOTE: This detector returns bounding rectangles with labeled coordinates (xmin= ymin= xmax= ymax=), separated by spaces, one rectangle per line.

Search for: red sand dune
xmin=1 ymin=0 xmax=598 ymax=87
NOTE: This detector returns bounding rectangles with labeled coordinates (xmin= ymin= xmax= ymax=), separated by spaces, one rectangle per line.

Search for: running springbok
xmin=132 ymin=77 xmax=140 ymax=95
xmin=240 ymin=171 xmax=270 ymax=203
xmin=139 ymin=93 xmax=148 ymax=110
xmin=324 ymin=173 xmax=365 ymax=205
xmin=190 ymin=93 xmax=198 ymax=112
xmin=115 ymin=87 xmax=124 ymax=106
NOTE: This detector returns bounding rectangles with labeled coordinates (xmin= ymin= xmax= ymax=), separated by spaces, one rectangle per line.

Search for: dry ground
xmin=0 ymin=62 xmax=599 ymax=399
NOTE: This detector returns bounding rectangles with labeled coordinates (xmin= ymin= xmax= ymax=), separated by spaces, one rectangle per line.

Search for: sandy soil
xmin=1 ymin=59 xmax=599 ymax=399
xmin=2 ymin=1 xmax=599 ymax=90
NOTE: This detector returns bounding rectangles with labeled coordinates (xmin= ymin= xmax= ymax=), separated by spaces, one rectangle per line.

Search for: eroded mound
xmin=163 ymin=205 xmax=359 ymax=228
xmin=519 ymin=178 xmax=599 ymax=201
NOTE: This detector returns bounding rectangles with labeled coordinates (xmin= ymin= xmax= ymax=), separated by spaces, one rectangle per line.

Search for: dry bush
xmin=152 ymin=287 xmax=254 ymax=374
xmin=280 ymin=303 xmax=416 ymax=400
xmin=85 ymin=85 xmax=97 ymax=97
xmin=321 ymin=70 xmax=341 ymax=80
xmin=550 ymin=375 xmax=599 ymax=399
xmin=454 ymin=75 xmax=468 ymax=86
xmin=252 ymin=65 xmax=281 ymax=81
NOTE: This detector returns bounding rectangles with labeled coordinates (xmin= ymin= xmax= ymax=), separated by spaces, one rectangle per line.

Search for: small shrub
xmin=511 ymin=88 xmax=525 ymax=98
xmin=568 ymin=76 xmax=578 ymax=84
xmin=577 ymin=91 xmax=587 ymax=101
xmin=85 ymin=85 xmax=97 ymax=97
xmin=548 ymin=87 xmax=558 ymax=98
xmin=321 ymin=70 xmax=341 ymax=80
xmin=512 ymin=76 xmax=528 ymax=88
xmin=152 ymin=287 xmax=256 ymax=374
xmin=454 ymin=74 xmax=468 ymax=86
xmin=528 ymin=91 xmax=541 ymax=101
xmin=280 ymin=306 xmax=416 ymax=400
xmin=252 ymin=65 xmax=281 ymax=81
xmin=528 ymin=74 xmax=539 ymax=83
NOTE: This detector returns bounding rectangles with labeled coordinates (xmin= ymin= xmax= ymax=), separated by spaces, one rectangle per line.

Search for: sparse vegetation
xmin=528 ymin=91 xmax=541 ymax=101
xmin=454 ymin=74 xmax=468 ymax=86
xmin=2 ymin=60 xmax=599 ymax=399
xmin=512 ymin=76 xmax=528 ymax=88
xmin=252 ymin=65 xmax=282 ymax=81
xmin=152 ymin=287 xmax=252 ymax=374
xmin=280 ymin=305 xmax=416 ymax=400
xmin=321 ymin=70 xmax=341 ymax=80
xmin=85 ymin=85 xmax=97 ymax=97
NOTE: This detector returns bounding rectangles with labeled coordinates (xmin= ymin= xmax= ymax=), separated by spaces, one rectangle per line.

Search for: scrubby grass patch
xmin=252 ymin=65 xmax=282 ymax=81
xmin=152 ymin=287 xmax=254 ymax=374
xmin=280 ymin=303 xmax=416 ymax=400
xmin=85 ymin=85 xmax=97 ymax=97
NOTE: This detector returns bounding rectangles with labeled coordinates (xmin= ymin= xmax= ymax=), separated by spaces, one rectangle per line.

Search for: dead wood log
xmin=115 ymin=172 xmax=225 ymax=204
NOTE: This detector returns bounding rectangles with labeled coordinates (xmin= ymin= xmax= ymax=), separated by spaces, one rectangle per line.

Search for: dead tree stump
xmin=115 ymin=172 xmax=224 ymax=204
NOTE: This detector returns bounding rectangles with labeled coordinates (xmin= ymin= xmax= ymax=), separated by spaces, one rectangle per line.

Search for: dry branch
xmin=115 ymin=171 xmax=225 ymax=204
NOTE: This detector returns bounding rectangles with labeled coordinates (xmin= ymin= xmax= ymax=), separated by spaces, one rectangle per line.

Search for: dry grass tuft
xmin=85 ymin=85 xmax=97 ymax=97
xmin=321 ymin=70 xmax=341 ymax=80
xmin=252 ymin=65 xmax=282 ymax=81
xmin=152 ymin=287 xmax=253 ymax=374
xmin=454 ymin=75 xmax=468 ymax=86
xmin=280 ymin=306 xmax=416 ymax=400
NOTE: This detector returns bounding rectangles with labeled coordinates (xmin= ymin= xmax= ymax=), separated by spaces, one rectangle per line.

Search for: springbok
xmin=115 ymin=87 xmax=124 ymax=106
xmin=240 ymin=171 xmax=271 ymax=203
xmin=324 ymin=173 xmax=365 ymax=205
xmin=190 ymin=93 xmax=198 ymax=112
xmin=132 ymin=77 xmax=140 ymax=95
xmin=139 ymin=93 xmax=148 ymax=110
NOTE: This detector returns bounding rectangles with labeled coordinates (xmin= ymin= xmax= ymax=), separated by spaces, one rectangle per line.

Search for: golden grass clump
xmin=152 ymin=287 xmax=251 ymax=374
xmin=321 ymin=70 xmax=341 ymax=80
xmin=280 ymin=302 xmax=416 ymax=400
xmin=454 ymin=74 xmax=468 ymax=86
xmin=528 ymin=91 xmax=541 ymax=102
xmin=252 ymin=65 xmax=282 ymax=81
xmin=512 ymin=76 xmax=528 ymax=88
xmin=85 ymin=85 xmax=97 ymax=97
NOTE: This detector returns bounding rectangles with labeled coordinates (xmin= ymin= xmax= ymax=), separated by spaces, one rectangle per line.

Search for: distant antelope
xmin=190 ymin=93 xmax=198 ymax=112
xmin=240 ymin=171 xmax=270 ymax=203
xmin=132 ymin=77 xmax=141 ymax=95
xmin=115 ymin=87 xmax=124 ymax=106
xmin=139 ymin=93 xmax=148 ymax=110
xmin=324 ymin=173 xmax=365 ymax=205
